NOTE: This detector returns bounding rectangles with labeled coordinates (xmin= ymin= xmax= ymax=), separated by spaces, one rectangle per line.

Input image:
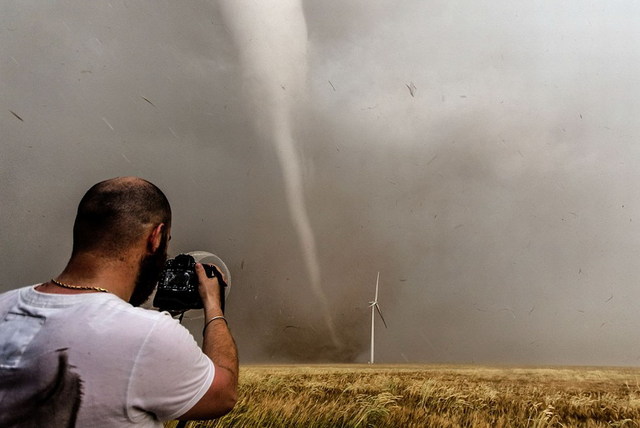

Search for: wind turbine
xmin=369 ymin=272 xmax=388 ymax=364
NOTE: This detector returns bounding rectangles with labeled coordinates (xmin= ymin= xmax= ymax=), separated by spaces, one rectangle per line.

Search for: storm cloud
xmin=2 ymin=1 xmax=640 ymax=365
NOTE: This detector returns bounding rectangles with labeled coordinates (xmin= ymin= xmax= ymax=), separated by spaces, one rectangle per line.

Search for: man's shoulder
xmin=0 ymin=287 xmax=21 ymax=296
xmin=97 ymin=298 xmax=178 ymax=330
xmin=101 ymin=301 xmax=193 ymax=344
xmin=0 ymin=286 xmax=28 ymax=309
xmin=0 ymin=285 xmax=28 ymax=298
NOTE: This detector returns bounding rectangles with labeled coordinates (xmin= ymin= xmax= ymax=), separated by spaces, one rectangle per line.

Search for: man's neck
xmin=41 ymin=251 xmax=141 ymax=302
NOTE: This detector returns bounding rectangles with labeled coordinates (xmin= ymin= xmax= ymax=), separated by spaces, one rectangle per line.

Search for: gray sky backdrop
xmin=2 ymin=0 xmax=640 ymax=366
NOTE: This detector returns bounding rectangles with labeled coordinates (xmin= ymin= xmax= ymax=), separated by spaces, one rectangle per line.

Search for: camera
xmin=153 ymin=253 xmax=227 ymax=312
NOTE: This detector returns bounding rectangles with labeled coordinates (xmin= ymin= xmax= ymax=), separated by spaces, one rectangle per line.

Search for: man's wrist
xmin=203 ymin=315 xmax=228 ymax=334
xmin=202 ymin=295 xmax=222 ymax=311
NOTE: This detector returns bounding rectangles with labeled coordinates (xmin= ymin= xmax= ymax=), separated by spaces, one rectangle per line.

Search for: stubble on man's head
xmin=72 ymin=176 xmax=172 ymax=260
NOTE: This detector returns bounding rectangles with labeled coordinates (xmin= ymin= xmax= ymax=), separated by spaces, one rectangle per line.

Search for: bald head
xmin=71 ymin=177 xmax=171 ymax=258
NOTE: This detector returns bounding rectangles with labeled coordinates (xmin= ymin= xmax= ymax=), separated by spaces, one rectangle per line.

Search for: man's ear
xmin=147 ymin=223 xmax=166 ymax=253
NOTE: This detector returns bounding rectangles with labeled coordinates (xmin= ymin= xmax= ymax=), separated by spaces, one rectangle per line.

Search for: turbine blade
xmin=375 ymin=272 xmax=380 ymax=300
xmin=375 ymin=304 xmax=388 ymax=328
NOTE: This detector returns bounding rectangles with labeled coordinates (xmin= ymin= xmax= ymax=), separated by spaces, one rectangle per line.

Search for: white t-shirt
xmin=0 ymin=285 xmax=214 ymax=427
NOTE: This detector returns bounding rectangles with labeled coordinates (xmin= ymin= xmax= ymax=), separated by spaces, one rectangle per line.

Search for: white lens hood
xmin=187 ymin=251 xmax=231 ymax=300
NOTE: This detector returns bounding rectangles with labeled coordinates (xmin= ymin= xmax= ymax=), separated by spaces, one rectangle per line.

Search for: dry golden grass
xmin=165 ymin=364 xmax=640 ymax=427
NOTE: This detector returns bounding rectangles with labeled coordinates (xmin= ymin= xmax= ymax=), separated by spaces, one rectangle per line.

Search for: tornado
xmin=217 ymin=0 xmax=340 ymax=347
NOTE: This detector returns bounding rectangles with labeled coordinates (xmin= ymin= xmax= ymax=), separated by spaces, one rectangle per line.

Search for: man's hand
xmin=196 ymin=263 xmax=224 ymax=313
xmin=178 ymin=263 xmax=238 ymax=420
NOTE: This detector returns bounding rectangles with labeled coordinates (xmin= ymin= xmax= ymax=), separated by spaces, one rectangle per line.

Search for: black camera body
xmin=153 ymin=254 xmax=227 ymax=313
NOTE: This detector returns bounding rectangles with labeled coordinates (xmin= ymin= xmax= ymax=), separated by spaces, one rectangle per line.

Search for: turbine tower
xmin=369 ymin=272 xmax=388 ymax=364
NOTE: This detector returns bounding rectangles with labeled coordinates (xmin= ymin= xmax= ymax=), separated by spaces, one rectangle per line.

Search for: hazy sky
xmin=2 ymin=1 xmax=640 ymax=366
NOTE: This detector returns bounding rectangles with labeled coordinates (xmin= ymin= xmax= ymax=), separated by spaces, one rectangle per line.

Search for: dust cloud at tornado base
xmin=2 ymin=1 xmax=640 ymax=365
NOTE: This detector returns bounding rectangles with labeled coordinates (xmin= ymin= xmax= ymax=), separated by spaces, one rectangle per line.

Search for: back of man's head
xmin=72 ymin=177 xmax=171 ymax=257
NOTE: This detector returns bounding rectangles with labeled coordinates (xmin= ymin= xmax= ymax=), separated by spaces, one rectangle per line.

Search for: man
xmin=0 ymin=177 xmax=238 ymax=427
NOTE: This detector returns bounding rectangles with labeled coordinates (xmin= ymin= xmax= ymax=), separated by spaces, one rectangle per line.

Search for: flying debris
xmin=369 ymin=272 xmax=388 ymax=364
xmin=9 ymin=110 xmax=23 ymax=122
xmin=406 ymin=82 xmax=417 ymax=97
xmin=102 ymin=117 xmax=114 ymax=130
xmin=141 ymin=96 xmax=156 ymax=107
xmin=284 ymin=325 xmax=301 ymax=330
xmin=501 ymin=307 xmax=516 ymax=319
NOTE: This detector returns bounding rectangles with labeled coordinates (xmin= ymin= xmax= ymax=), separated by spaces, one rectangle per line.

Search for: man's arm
xmin=177 ymin=263 xmax=238 ymax=420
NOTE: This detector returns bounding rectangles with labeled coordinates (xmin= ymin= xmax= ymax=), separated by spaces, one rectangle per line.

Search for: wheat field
xmin=165 ymin=364 xmax=640 ymax=427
